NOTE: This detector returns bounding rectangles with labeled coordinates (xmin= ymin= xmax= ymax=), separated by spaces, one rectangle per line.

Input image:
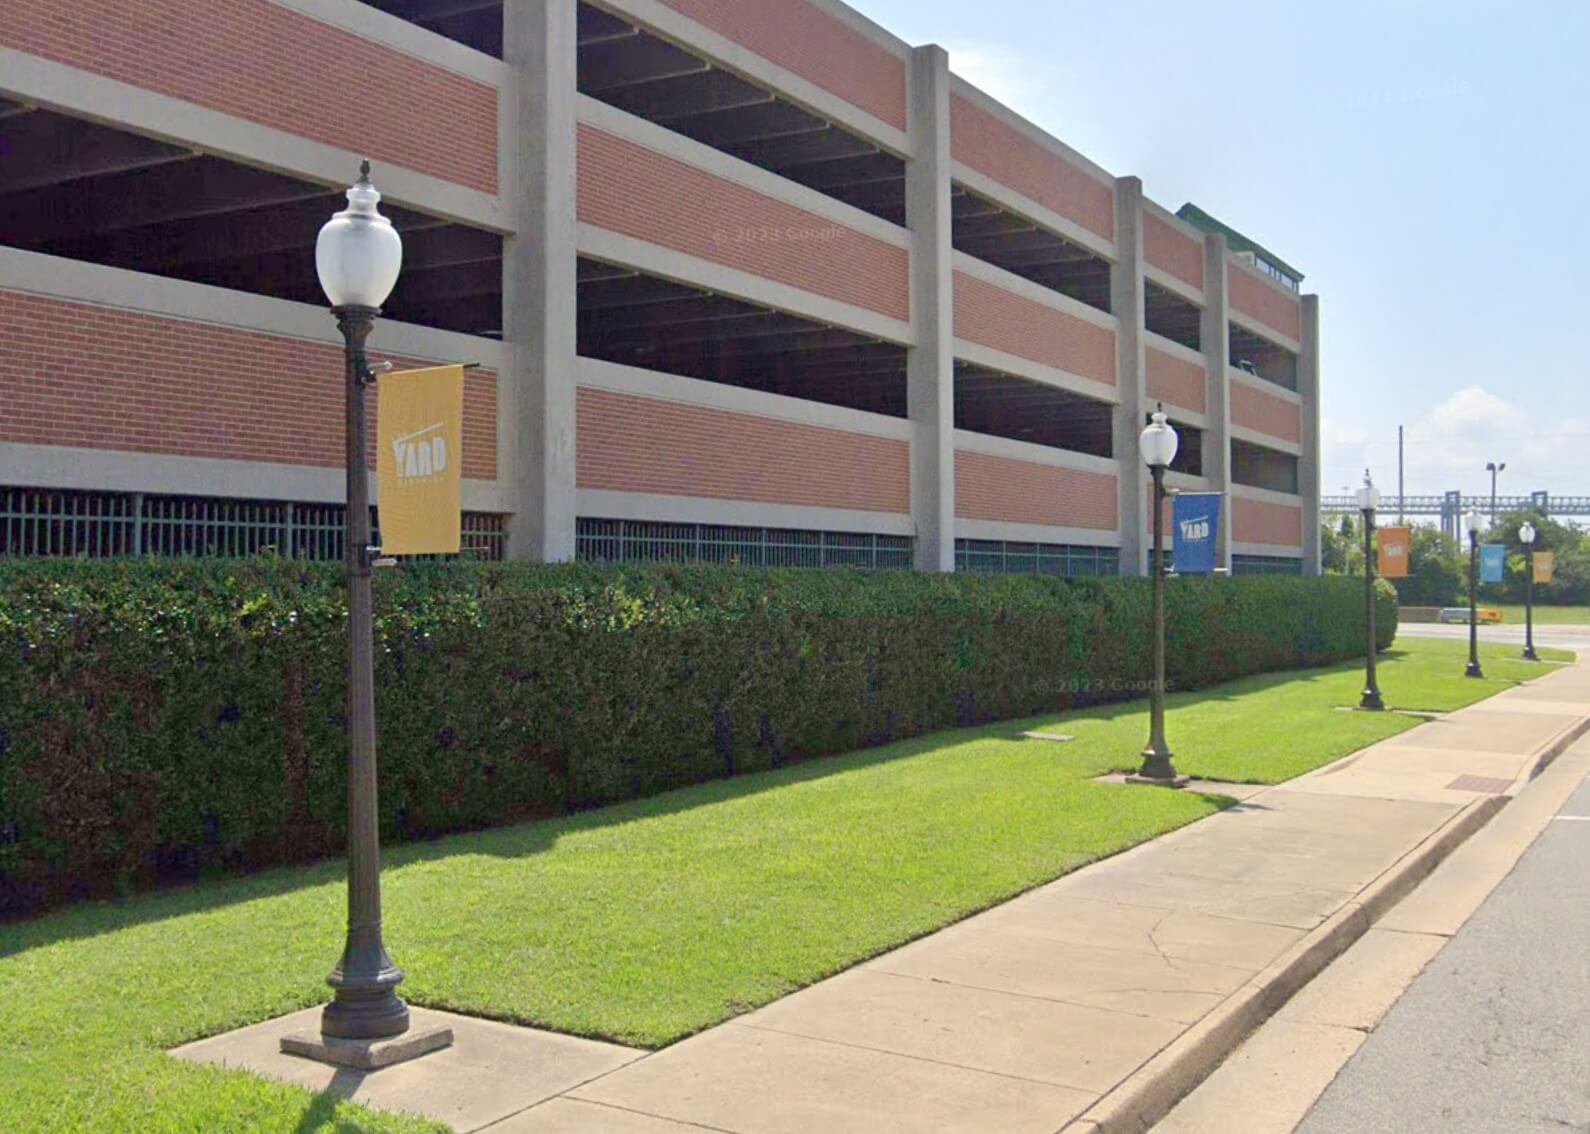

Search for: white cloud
xmin=1324 ymin=384 xmax=1589 ymax=500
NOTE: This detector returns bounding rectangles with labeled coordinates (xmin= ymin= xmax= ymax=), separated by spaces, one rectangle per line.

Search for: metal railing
xmin=0 ymin=486 xmax=506 ymax=561
xmin=576 ymin=518 xmax=914 ymax=570
xmin=954 ymin=539 xmax=1119 ymax=577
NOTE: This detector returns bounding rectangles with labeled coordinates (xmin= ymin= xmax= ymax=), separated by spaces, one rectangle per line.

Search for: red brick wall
xmin=1228 ymin=262 xmax=1302 ymax=341
xmin=1232 ymin=496 xmax=1303 ymax=547
xmin=578 ymin=125 xmax=910 ymax=321
xmin=577 ymin=387 xmax=910 ymax=513
xmin=1146 ymin=347 xmax=1206 ymax=414
xmin=1230 ymin=380 xmax=1301 ymax=444
xmin=0 ymin=0 xmax=498 ymax=194
xmin=954 ymin=449 xmax=1117 ymax=530
xmin=0 ymin=290 xmax=497 ymax=478
xmin=657 ymin=0 xmax=906 ymax=129
xmin=1143 ymin=212 xmax=1204 ymax=290
xmin=953 ymin=271 xmax=1116 ymax=386
xmin=950 ymin=95 xmax=1114 ymax=241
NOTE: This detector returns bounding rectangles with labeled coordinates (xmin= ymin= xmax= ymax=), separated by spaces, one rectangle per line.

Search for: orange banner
xmin=377 ymin=365 xmax=463 ymax=556
xmin=1376 ymin=526 xmax=1411 ymax=579
xmin=1534 ymin=551 xmax=1555 ymax=583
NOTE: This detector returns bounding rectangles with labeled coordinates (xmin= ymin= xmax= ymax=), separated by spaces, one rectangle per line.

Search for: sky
xmin=849 ymin=0 xmax=1589 ymax=503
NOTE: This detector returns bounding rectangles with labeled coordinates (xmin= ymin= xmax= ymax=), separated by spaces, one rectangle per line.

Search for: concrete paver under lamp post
xmin=1128 ymin=406 xmax=1188 ymax=787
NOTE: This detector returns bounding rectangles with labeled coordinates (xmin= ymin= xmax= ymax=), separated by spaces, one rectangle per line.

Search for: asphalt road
xmin=1296 ymin=773 xmax=1590 ymax=1134
xmin=1397 ymin=620 xmax=1590 ymax=653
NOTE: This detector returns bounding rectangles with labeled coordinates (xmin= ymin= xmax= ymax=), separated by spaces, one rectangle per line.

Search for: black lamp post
xmin=1356 ymin=470 xmax=1384 ymax=710
xmin=1520 ymin=521 xmax=1539 ymax=662
xmin=1464 ymin=507 xmax=1484 ymax=679
xmin=1130 ymin=407 xmax=1186 ymax=786
xmin=315 ymin=162 xmax=409 ymax=1040
xmin=1486 ymin=460 xmax=1505 ymax=526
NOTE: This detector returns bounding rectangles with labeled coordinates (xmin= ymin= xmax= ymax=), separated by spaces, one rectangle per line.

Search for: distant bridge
xmin=1320 ymin=491 xmax=1590 ymax=539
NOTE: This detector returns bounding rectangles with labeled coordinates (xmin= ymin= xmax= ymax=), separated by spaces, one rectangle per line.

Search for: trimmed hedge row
xmin=0 ymin=560 xmax=1396 ymax=915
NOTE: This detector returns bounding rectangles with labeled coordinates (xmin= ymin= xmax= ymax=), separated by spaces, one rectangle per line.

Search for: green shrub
xmin=0 ymin=560 xmax=1395 ymax=915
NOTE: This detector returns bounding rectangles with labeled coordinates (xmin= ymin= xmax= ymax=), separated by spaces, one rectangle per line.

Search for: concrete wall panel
xmin=1228 ymin=260 xmax=1302 ymax=341
xmin=1231 ymin=494 xmax=1303 ymax=547
xmin=953 ymin=271 xmax=1116 ymax=386
xmin=1143 ymin=211 xmax=1204 ymax=290
xmin=1146 ymin=345 xmax=1206 ymax=415
xmin=1230 ymin=379 xmax=1302 ymax=445
xmin=954 ymin=449 xmax=1117 ymax=530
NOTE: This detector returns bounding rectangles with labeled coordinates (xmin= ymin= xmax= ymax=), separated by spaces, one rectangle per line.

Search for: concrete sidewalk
xmin=500 ymin=660 xmax=1590 ymax=1134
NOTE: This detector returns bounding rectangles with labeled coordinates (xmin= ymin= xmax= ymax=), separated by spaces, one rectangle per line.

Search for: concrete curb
xmin=1063 ymin=698 xmax=1590 ymax=1134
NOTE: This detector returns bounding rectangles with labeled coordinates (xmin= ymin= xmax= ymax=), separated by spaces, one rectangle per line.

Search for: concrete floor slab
xmin=736 ymin=968 xmax=1182 ymax=1094
xmin=1277 ymin=927 xmax=1447 ymax=1031
xmin=1151 ymin=1019 xmax=1365 ymax=1134
xmin=493 ymin=1098 xmax=713 ymax=1133
xmin=865 ymin=925 xmax=1253 ymax=1023
xmin=170 ymin=1006 xmax=643 ymax=1133
xmin=969 ymin=893 xmax=1306 ymax=972
xmin=1376 ymin=710 xmax=1571 ymax=754
xmin=570 ymin=1025 xmax=1097 ymax=1134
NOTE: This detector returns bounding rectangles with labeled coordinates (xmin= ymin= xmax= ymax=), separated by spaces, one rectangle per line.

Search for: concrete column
xmin=1111 ymin=177 xmax=1147 ymax=577
xmin=502 ymin=0 xmax=578 ymax=561
xmin=1201 ymin=233 xmax=1233 ymax=571
xmin=1299 ymin=294 xmax=1322 ymax=574
xmin=904 ymin=45 xmax=955 ymax=572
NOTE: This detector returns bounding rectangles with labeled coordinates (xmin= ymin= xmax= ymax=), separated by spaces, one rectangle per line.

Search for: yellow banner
xmin=1534 ymin=551 xmax=1555 ymax=583
xmin=377 ymin=364 xmax=462 ymax=555
xmin=1376 ymin=526 xmax=1411 ymax=579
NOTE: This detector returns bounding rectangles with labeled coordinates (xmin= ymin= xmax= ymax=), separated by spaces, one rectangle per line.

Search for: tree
xmin=1391 ymin=524 xmax=1464 ymax=607
xmin=1481 ymin=509 xmax=1590 ymax=605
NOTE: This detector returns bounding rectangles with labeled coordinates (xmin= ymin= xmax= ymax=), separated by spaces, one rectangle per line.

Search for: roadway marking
xmin=1550 ymin=815 xmax=1590 ymax=822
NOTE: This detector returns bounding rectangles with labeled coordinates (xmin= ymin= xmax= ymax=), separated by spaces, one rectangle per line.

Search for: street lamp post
xmin=1464 ymin=507 xmax=1484 ymax=679
xmin=1520 ymin=521 xmax=1539 ymax=662
xmin=1486 ymin=460 xmax=1506 ymax=526
xmin=1356 ymin=471 xmax=1384 ymax=710
xmin=315 ymin=162 xmax=409 ymax=1040
xmin=1129 ymin=407 xmax=1187 ymax=787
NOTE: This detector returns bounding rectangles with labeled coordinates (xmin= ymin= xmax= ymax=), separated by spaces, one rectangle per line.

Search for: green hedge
xmin=0 ymin=560 xmax=1396 ymax=915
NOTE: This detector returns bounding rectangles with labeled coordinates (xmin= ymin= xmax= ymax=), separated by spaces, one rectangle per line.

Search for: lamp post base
xmin=1464 ymin=661 xmax=1485 ymax=679
xmin=1131 ymin=744 xmax=1185 ymax=787
xmin=1523 ymin=647 xmax=1539 ymax=662
xmin=1125 ymin=772 xmax=1191 ymax=788
xmin=1358 ymin=688 xmax=1386 ymax=711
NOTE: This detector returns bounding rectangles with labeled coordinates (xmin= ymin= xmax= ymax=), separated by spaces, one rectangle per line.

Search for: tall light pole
xmin=1464 ymin=507 xmax=1484 ymax=679
xmin=1130 ymin=407 xmax=1186 ymax=787
xmin=1485 ymin=460 xmax=1505 ymax=526
xmin=315 ymin=162 xmax=409 ymax=1040
xmin=1520 ymin=521 xmax=1539 ymax=662
xmin=1356 ymin=470 xmax=1384 ymax=710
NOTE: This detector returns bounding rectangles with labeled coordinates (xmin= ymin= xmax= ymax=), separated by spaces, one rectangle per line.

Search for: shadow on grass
xmin=290 ymin=1069 xmax=374 ymax=1134
xmin=0 ymin=649 xmax=1435 ymax=961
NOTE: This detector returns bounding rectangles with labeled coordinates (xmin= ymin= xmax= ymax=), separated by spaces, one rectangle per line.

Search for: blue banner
xmin=1172 ymin=493 xmax=1222 ymax=575
xmin=1480 ymin=543 xmax=1506 ymax=584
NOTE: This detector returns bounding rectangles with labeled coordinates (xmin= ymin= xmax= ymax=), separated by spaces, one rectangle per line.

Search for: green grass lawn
xmin=0 ymin=637 xmax=1571 ymax=1133
xmin=1490 ymin=603 xmax=1590 ymax=625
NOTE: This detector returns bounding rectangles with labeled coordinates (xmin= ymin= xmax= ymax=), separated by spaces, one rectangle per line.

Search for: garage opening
xmin=954 ymin=361 xmax=1114 ymax=457
xmin=952 ymin=186 xmax=1112 ymax=314
xmin=578 ymin=258 xmax=907 ymax=417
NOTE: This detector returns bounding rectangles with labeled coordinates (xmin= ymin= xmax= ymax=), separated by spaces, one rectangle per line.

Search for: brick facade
xmin=576 ymin=387 xmax=910 ymax=513
xmin=0 ymin=0 xmax=499 ymax=194
xmin=1230 ymin=380 xmax=1302 ymax=444
xmin=1232 ymin=495 xmax=1303 ymax=547
xmin=658 ymin=0 xmax=907 ymax=130
xmin=953 ymin=271 xmax=1117 ymax=386
xmin=1146 ymin=346 xmax=1206 ymax=414
xmin=0 ymin=290 xmax=497 ymax=478
xmin=1143 ymin=212 xmax=1204 ymax=290
xmin=578 ymin=124 xmax=910 ymax=321
xmin=950 ymin=95 xmax=1114 ymax=241
xmin=1228 ymin=260 xmax=1302 ymax=341
xmin=954 ymin=450 xmax=1117 ymax=530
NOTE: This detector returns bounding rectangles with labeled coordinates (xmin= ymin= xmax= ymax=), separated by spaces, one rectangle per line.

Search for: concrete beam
xmin=502 ymin=0 xmax=579 ymax=560
xmin=1299 ymin=293 xmax=1323 ymax=574
xmin=905 ymin=45 xmax=955 ymax=571
xmin=1112 ymin=176 xmax=1147 ymax=576
xmin=1201 ymin=233 xmax=1234 ymax=572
